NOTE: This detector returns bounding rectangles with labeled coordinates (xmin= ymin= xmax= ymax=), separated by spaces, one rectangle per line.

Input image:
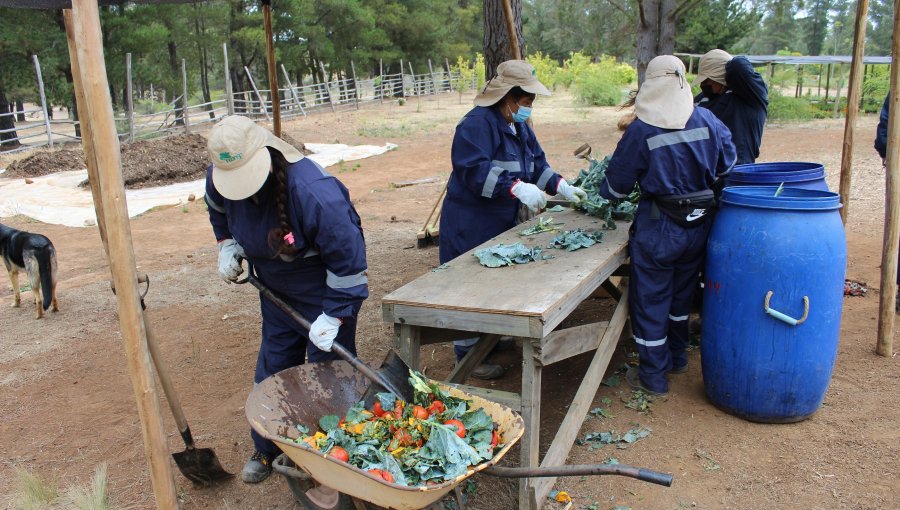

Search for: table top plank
xmin=382 ymin=209 xmax=630 ymax=330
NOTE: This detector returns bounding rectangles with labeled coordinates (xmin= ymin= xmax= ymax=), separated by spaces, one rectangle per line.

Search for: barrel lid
xmin=720 ymin=186 xmax=843 ymax=211
xmin=728 ymin=162 xmax=825 ymax=182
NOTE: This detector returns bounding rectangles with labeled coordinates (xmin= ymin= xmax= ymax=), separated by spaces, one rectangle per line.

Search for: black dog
xmin=0 ymin=223 xmax=58 ymax=319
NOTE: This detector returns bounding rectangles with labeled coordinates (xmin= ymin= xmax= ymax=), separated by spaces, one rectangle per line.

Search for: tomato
xmin=412 ymin=405 xmax=430 ymax=420
xmin=338 ymin=418 xmax=346 ymax=428
xmin=428 ymin=400 xmax=445 ymax=416
xmin=394 ymin=400 xmax=405 ymax=419
xmin=444 ymin=419 xmax=466 ymax=438
xmin=393 ymin=428 xmax=414 ymax=447
xmin=367 ymin=469 xmax=394 ymax=483
xmin=490 ymin=429 xmax=500 ymax=450
xmin=329 ymin=446 xmax=349 ymax=462
xmin=372 ymin=401 xmax=385 ymax=417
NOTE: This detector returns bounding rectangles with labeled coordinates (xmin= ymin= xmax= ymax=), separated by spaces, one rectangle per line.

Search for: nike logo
xmin=685 ymin=208 xmax=707 ymax=221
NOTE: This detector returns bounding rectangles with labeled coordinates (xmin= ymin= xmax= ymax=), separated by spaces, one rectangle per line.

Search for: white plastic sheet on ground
xmin=0 ymin=142 xmax=397 ymax=227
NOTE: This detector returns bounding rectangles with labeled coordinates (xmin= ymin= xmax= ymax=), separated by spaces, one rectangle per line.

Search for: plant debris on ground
xmin=571 ymin=155 xmax=641 ymax=228
xmin=576 ymin=425 xmax=652 ymax=450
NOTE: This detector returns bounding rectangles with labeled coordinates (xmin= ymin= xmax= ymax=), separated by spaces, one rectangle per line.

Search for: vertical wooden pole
xmin=244 ymin=66 xmax=271 ymax=120
xmin=825 ymin=63 xmax=833 ymax=102
xmin=181 ymin=58 xmax=190 ymax=133
xmin=688 ymin=55 xmax=694 ymax=75
xmin=126 ymin=52 xmax=134 ymax=142
xmin=280 ymin=63 xmax=306 ymax=116
xmin=318 ymin=61 xmax=336 ymax=113
xmin=33 ymin=55 xmax=54 ymax=149
xmin=427 ymin=59 xmax=437 ymax=95
xmin=445 ymin=58 xmax=451 ymax=93
xmin=817 ymin=64 xmax=823 ymax=96
xmin=379 ymin=59 xmax=385 ymax=103
xmin=519 ymin=338 xmax=542 ymax=510
xmin=350 ymin=60 xmax=360 ymax=109
xmin=262 ymin=0 xmax=281 ymax=136
xmin=876 ymin=0 xmax=900 ymax=358
xmin=399 ymin=59 xmax=407 ymax=100
xmin=833 ymin=62 xmax=846 ymax=118
xmin=223 ymin=43 xmax=234 ymax=116
xmin=68 ymin=4 xmax=178 ymax=509
xmin=501 ymin=0 xmax=521 ymax=60
xmin=408 ymin=61 xmax=417 ymax=95
xmin=838 ymin=0 xmax=870 ymax=225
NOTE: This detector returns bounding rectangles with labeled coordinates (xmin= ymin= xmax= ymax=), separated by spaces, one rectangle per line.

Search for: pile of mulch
xmin=2 ymin=131 xmax=310 ymax=189
xmin=844 ymin=279 xmax=868 ymax=297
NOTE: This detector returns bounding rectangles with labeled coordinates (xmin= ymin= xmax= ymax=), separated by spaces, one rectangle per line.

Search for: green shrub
xmin=768 ymin=91 xmax=827 ymax=121
xmin=527 ymin=52 xmax=561 ymax=90
xmin=574 ymin=66 xmax=624 ymax=106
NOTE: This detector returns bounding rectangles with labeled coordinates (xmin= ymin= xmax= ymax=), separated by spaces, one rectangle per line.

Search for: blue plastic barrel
xmin=725 ymin=162 xmax=829 ymax=191
xmin=701 ymin=186 xmax=846 ymax=423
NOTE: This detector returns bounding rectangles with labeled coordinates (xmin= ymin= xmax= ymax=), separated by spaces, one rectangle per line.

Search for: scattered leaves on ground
xmin=695 ymin=449 xmax=721 ymax=471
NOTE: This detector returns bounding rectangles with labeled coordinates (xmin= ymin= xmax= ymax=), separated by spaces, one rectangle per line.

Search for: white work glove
xmin=510 ymin=180 xmax=547 ymax=212
xmin=556 ymin=179 xmax=588 ymax=203
xmin=217 ymin=238 xmax=245 ymax=283
xmin=309 ymin=313 xmax=342 ymax=352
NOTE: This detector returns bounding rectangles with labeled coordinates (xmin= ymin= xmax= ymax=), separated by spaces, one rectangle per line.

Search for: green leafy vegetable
xmin=519 ymin=216 xmax=559 ymax=236
xmin=474 ymin=242 xmax=543 ymax=267
xmin=571 ymin=154 xmax=642 ymax=226
xmin=549 ymin=229 xmax=604 ymax=251
xmin=319 ymin=415 xmax=341 ymax=432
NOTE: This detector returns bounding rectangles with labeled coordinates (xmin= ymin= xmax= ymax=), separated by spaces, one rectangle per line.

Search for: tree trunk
xmin=636 ymin=0 xmax=692 ymax=84
xmin=15 ymin=99 xmax=25 ymax=122
xmin=483 ymin=0 xmax=525 ymax=79
xmin=0 ymin=89 xmax=22 ymax=151
xmin=193 ymin=3 xmax=213 ymax=118
xmin=168 ymin=40 xmax=183 ymax=126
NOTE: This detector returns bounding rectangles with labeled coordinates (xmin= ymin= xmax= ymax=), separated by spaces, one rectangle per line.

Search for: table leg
xmin=396 ymin=323 xmax=422 ymax=370
xmin=445 ymin=333 xmax=500 ymax=383
xmin=519 ymin=337 xmax=542 ymax=510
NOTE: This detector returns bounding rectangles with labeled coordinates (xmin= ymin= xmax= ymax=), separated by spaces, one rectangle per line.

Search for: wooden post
xmin=181 ymin=58 xmax=190 ymax=133
xmin=825 ymin=63 xmax=832 ymax=102
xmin=445 ymin=58 xmax=451 ymax=93
xmin=399 ymin=59 xmax=407 ymax=100
xmin=32 ymin=54 xmax=54 ymax=149
xmin=223 ymin=43 xmax=234 ymax=116
xmin=67 ymin=4 xmax=179 ymax=509
xmin=817 ymin=64 xmax=823 ymax=96
xmin=838 ymin=0 xmax=870 ymax=225
xmin=318 ymin=61 xmax=337 ymax=113
xmin=408 ymin=61 xmax=416 ymax=95
xmin=427 ymin=59 xmax=437 ymax=95
xmin=765 ymin=62 xmax=773 ymax=87
xmin=501 ymin=0 xmax=522 ymax=60
xmin=280 ymin=63 xmax=306 ymax=116
xmin=244 ymin=66 xmax=272 ymax=121
xmin=125 ymin=52 xmax=134 ymax=142
xmin=262 ymin=0 xmax=281 ymax=136
xmin=833 ymin=63 xmax=846 ymax=118
xmin=688 ymin=55 xmax=694 ymax=75
xmin=379 ymin=59 xmax=384 ymax=103
xmin=876 ymin=2 xmax=900 ymax=358
xmin=350 ymin=60 xmax=360 ymax=110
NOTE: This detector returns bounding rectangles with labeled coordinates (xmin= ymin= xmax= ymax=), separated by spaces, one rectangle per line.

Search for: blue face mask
xmin=512 ymin=105 xmax=532 ymax=123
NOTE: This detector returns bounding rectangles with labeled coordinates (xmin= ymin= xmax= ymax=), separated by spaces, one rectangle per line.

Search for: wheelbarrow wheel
xmin=272 ymin=454 xmax=355 ymax=510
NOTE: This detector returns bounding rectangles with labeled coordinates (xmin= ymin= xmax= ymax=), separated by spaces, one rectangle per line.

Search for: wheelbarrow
xmin=247 ymin=361 xmax=673 ymax=510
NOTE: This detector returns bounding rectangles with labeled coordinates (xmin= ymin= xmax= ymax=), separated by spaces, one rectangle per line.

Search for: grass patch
xmin=67 ymin=463 xmax=111 ymax=510
xmin=14 ymin=468 xmax=58 ymax=510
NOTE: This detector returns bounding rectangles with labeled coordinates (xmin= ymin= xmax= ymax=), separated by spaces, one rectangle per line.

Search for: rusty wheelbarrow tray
xmin=247 ymin=361 xmax=672 ymax=510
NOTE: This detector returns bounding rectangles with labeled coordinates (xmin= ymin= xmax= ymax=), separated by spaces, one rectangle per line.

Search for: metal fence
xmin=1 ymin=50 xmax=473 ymax=156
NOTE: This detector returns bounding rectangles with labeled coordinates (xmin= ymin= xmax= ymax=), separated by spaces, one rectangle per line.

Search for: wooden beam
xmin=445 ymin=334 xmax=500 ymax=383
xmin=444 ymin=383 xmax=521 ymax=411
xmin=500 ymin=0 xmax=521 ymax=60
xmin=69 ymin=2 xmax=178 ymax=508
xmin=262 ymin=0 xmax=281 ymax=136
xmin=125 ymin=52 xmax=134 ymax=142
xmin=876 ymin=0 xmax=900 ymax=357
xmin=537 ymin=321 xmax=609 ymax=366
xmin=838 ymin=0 xmax=870 ymax=224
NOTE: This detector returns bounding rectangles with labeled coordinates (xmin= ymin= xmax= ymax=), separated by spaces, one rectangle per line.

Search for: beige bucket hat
xmin=693 ymin=49 xmax=732 ymax=87
xmin=634 ymin=55 xmax=694 ymax=130
xmin=473 ymin=60 xmax=551 ymax=107
xmin=207 ymin=116 xmax=304 ymax=200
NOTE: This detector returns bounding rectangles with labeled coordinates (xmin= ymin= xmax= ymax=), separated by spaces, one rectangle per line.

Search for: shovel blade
xmin=362 ymin=350 xmax=415 ymax=405
xmin=173 ymin=448 xmax=234 ymax=486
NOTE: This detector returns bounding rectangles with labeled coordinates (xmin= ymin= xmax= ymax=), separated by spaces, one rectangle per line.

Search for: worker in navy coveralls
xmin=693 ymin=49 xmax=768 ymax=165
xmin=598 ymin=55 xmax=737 ymax=396
xmin=205 ymin=116 xmax=368 ymax=484
xmin=439 ymin=60 xmax=587 ymax=380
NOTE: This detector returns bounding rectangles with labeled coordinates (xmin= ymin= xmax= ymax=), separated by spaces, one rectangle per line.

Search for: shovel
xmin=237 ymin=266 xmax=414 ymax=402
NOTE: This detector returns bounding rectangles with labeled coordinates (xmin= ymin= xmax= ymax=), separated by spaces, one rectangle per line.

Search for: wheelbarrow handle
xmin=237 ymin=265 xmax=407 ymax=398
xmin=483 ymin=464 xmax=673 ymax=487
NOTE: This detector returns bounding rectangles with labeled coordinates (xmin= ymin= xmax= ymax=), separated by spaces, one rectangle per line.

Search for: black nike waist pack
xmin=648 ymin=190 xmax=717 ymax=228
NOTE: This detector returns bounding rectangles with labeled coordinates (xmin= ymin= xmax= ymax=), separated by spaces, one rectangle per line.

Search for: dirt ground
xmin=1 ymin=90 xmax=898 ymax=510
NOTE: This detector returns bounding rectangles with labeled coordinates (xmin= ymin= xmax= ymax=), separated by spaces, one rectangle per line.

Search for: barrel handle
xmin=764 ymin=291 xmax=809 ymax=326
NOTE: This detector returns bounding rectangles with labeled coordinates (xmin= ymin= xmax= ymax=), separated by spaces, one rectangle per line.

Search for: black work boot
xmin=242 ymin=450 xmax=273 ymax=484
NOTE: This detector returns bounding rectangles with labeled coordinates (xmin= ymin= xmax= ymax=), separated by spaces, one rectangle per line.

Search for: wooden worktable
xmin=382 ymin=209 xmax=631 ymax=510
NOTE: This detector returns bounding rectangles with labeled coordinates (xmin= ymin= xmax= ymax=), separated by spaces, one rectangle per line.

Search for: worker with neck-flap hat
xmin=597 ymin=55 xmax=737 ymax=397
xmin=205 ymin=116 xmax=369 ymax=484
xmin=438 ymin=60 xmax=587 ymax=380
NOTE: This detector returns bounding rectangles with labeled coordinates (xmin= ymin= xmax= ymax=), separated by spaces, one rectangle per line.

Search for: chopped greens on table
xmin=549 ymin=229 xmax=604 ymax=251
xmin=473 ymin=242 xmax=543 ymax=267
xmin=571 ymin=154 xmax=641 ymax=228
xmin=285 ymin=371 xmax=503 ymax=487
xmin=518 ymin=216 xmax=559 ymax=236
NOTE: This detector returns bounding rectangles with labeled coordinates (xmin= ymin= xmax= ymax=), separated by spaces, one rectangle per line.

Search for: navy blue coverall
xmin=600 ymin=108 xmax=736 ymax=393
xmin=874 ymin=94 xmax=896 ymax=284
xmin=439 ymin=106 xmax=563 ymax=264
xmin=206 ymin=158 xmax=368 ymax=458
xmin=695 ymin=56 xmax=768 ymax=165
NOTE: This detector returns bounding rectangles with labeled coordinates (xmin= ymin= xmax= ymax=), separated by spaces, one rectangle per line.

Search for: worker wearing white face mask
xmin=439 ymin=60 xmax=586 ymax=379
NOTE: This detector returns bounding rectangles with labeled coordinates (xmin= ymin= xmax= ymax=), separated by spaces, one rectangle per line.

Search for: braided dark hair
xmin=266 ymin=146 xmax=299 ymax=257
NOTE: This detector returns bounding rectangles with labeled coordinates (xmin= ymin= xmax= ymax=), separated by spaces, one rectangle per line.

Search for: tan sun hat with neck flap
xmin=207 ymin=115 xmax=304 ymax=201
xmin=634 ymin=55 xmax=694 ymax=130
xmin=693 ymin=49 xmax=732 ymax=87
xmin=474 ymin=60 xmax=551 ymax=107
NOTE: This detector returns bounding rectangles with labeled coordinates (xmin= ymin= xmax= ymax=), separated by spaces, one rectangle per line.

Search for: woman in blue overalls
xmin=205 ymin=116 xmax=368 ymax=483
xmin=440 ymin=60 xmax=586 ymax=379
xmin=598 ymin=55 xmax=736 ymax=397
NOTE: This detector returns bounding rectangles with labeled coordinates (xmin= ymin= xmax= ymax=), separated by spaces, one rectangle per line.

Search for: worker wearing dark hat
xmin=599 ymin=55 xmax=737 ymax=397
xmin=205 ymin=116 xmax=368 ymax=483
xmin=694 ymin=49 xmax=768 ymax=165
xmin=440 ymin=60 xmax=586 ymax=379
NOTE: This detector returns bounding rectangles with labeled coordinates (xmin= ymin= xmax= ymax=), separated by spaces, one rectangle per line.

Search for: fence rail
xmin=1 ymin=52 xmax=473 ymax=157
